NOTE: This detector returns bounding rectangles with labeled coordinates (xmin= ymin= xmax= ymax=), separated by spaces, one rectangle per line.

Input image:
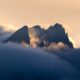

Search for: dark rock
xmin=45 ymin=23 xmax=73 ymax=48
xmin=4 ymin=26 xmax=30 ymax=44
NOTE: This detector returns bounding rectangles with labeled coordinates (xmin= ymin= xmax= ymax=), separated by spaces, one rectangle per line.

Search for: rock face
xmin=28 ymin=23 xmax=73 ymax=48
xmin=4 ymin=26 xmax=30 ymax=44
xmin=45 ymin=23 xmax=73 ymax=48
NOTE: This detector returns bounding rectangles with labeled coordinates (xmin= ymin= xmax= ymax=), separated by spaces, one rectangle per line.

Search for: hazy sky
xmin=0 ymin=0 xmax=80 ymax=47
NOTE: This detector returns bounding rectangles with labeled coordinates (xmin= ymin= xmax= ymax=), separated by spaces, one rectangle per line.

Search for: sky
xmin=0 ymin=0 xmax=80 ymax=47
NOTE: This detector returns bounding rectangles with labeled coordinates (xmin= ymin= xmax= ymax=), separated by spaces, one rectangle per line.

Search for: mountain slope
xmin=38 ymin=23 xmax=73 ymax=48
xmin=4 ymin=26 xmax=30 ymax=44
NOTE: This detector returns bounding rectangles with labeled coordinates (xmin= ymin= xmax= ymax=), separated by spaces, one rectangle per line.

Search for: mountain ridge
xmin=4 ymin=23 xmax=74 ymax=48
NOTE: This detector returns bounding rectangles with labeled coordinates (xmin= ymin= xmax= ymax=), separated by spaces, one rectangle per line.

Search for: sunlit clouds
xmin=1 ymin=24 xmax=18 ymax=32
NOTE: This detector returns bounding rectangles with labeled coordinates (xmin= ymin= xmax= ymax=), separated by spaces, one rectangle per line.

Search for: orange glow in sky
xmin=0 ymin=0 xmax=79 ymax=47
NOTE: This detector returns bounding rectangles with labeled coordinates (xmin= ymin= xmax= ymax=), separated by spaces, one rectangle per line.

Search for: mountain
xmin=4 ymin=23 xmax=73 ymax=48
xmin=44 ymin=23 xmax=73 ymax=48
xmin=4 ymin=26 xmax=30 ymax=44
xmin=28 ymin=23 xmax=73 ymax=48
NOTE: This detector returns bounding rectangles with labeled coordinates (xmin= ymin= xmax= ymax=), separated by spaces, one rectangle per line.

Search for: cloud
xmin=0 ymin=25 xmax=5 ymax=35
xmin=0 ymin=24 xmax=79 ymax=80
xmin=0 ymin=25 xmax=16 ymax=42
xmin=0 ymin=42 xmax=80 ymax=80
xmin=43 ymin=42 xmax=69 ymax=52
xmin=0 ymin=24 xmax=18 ymax=32
xmin=0 ymin=24 xmax=18 ymax=36
xmin=0 ymin=33 xmax=13 ymax=42
xmin=48 ymin=48 xmax=80 ymax=72
xmin=0 ymin=26 xmax=13 ymax=42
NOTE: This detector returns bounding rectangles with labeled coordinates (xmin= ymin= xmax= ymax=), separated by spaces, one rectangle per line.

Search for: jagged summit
xmin=45 ymin=23 xmax=73 ymax=48
xmin=22 ymin=25 xmax=28 ymax=28
xmin=48 ymin=23 xmax=65 ymax=33
xmin=4 ymin=25 xmax=30 ymax=44
xmin=4 ymin=23 xmax=74 ymax=48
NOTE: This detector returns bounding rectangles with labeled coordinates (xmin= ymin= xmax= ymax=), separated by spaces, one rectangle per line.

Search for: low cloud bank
xmin=0 ymin=26 xmax=14 ymax=42
xmin=0 ymin=25 xmax=14 ymax=35
xmin=47 ymin=48 xmax=80 ymax=72
xmin=0 ymin=43 xmax=80 ymax=80
xmin=0 ymin=33 xmax=13 ymax=42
